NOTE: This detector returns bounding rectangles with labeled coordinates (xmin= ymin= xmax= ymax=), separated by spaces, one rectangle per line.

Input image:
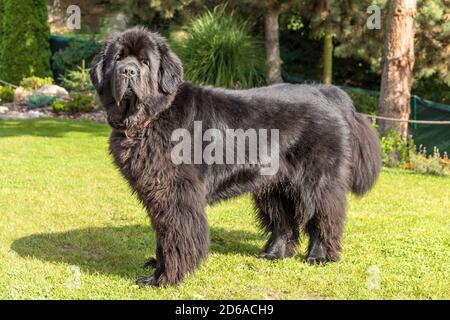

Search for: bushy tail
xmin=351 ymin=113 xmax=381 ymax=196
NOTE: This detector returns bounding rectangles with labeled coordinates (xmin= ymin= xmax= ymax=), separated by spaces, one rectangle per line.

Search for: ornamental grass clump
xmin=174 ymin=7 xmax=265 ymax=89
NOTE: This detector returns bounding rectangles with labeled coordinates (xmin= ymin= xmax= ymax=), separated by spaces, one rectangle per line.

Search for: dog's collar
xmin=122 ymin=114 xmax=157 ymax=140
xmin=143 ymin=115 xmax=156 ymax=128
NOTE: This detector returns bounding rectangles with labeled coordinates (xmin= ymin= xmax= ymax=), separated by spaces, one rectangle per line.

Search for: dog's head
xmin=90 ymin=27 xmax=183 ymax=130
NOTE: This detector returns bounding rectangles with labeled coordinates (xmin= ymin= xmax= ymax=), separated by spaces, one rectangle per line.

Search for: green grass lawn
xmin=0 ymin=119 xmax=449 ymax=300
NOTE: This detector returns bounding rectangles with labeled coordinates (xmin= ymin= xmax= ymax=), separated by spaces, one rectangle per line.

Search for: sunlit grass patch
xmin=0 ymin=119 xmax=448 ymax=299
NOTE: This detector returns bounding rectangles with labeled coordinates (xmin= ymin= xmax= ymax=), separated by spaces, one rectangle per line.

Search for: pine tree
xmin=334 ymin=0 xmax=450 ymax=86
xmin=244 ymin=0 xmax=301 ymax=84
xmin=297 ymin=0 xmax=360 ymax=84
xmin=0 ymin=0 xmax=51 ymax=84
xmin=378 ymin=0 xmax=417 ymax=139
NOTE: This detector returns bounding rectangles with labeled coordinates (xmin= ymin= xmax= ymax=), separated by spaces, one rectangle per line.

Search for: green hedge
xmin=413 ymin=74 xmax=450 ymax=105
xmin=0 ymin=1 xmax=4 ymax=62
xmin=52 ymin=39 xmax=101 ymax=78
xmin=0 ymin=0 xmax=51 ymax=84
xmin=346 ymin=91 xmax=378 ymax=114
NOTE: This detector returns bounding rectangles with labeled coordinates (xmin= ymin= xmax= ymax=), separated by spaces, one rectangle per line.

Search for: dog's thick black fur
xmin=90 ymin=27 xmax=381 ymax=286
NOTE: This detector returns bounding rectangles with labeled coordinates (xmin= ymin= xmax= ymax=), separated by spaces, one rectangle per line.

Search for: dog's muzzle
xmin=120 ymin=64 xmax=138 ymax=78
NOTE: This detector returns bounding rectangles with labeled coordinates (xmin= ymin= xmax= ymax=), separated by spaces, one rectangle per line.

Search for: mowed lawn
xmin=0 ymin=119 xmax=448 ymax=300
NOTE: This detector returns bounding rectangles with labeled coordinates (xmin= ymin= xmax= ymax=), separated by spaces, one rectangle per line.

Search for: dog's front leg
xmin=143 ymin=239 xmax=162 ymax=269
xmin=137 ymin=190 xmax=209 ymax=287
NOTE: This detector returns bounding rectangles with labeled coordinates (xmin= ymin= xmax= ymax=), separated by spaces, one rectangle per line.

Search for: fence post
xmin=412 ymin=95 xmax=418 ymax=131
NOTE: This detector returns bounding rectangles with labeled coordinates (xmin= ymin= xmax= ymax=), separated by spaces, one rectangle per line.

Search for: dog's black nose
xmin=121 ymin=66 xmax=137 ymax=77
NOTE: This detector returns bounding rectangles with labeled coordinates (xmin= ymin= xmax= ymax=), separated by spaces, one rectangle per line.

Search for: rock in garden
xmin=14 ymin=86 xmax=31 ymax=102
xmin=27 ymin=110 xmax=43 ymax=119
xmin=35 ymin=84 xmax=70 ymax=100
xmin=0 ymin=106 xmax=9 ymax=114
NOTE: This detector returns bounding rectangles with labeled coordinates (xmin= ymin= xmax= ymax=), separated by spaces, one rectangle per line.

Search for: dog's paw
xmin=136 ymin=275 xmax=159 ymax=287
xmin=258 ymin=246 xmax=295 ymax=260
xmin=306 ymin=255 xmax=328 ymax=265
xmin=137 ymin=273 xmax=175 ymax=287
xmin=143 ymin=257 xmax=158 ymax=269
xmin=258 ymin=252 xmax=282 ymax=260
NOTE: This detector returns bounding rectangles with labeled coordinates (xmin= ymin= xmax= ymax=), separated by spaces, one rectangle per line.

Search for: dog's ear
xmin=158 ymin=41 xmax=184 ymax=95
xmin=90 ymin=43 xmax=108 ymax=93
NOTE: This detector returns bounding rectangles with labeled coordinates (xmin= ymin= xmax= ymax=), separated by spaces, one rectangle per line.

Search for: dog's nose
xmin=121 ymin=66 xmax=137 ymax=77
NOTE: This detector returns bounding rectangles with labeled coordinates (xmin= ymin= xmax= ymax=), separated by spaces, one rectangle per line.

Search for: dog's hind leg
xmin=253 ymin=187 xmax=299 ymax=260
xmin=304 ymin=187 xmax=346 ymax=265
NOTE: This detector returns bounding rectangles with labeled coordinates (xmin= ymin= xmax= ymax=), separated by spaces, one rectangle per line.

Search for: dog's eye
xmin=115 ymin=54 xmax=123 ymax=61
xmin=142 ymin=58 xmax=150 ymax=66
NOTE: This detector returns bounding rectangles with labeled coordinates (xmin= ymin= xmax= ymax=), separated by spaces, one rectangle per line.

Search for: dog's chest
xmin=109 ymin=130 xmax=173 ymax=189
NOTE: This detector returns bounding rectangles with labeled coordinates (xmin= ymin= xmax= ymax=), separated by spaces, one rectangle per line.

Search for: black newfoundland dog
xmin=90 ymin=27 xmax=381 ymax=287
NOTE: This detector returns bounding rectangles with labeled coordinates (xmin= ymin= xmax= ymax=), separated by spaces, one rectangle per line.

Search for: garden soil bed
xmin=0 ymin=102 xmax=107 ymax=122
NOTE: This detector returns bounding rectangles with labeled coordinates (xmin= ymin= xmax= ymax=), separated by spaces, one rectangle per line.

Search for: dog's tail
xmin=350 ymin=113 xmax=381 ymax=196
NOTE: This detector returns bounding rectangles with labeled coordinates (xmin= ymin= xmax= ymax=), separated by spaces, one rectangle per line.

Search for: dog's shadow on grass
xmin=11 ymin=225 xmax=263 ymax=278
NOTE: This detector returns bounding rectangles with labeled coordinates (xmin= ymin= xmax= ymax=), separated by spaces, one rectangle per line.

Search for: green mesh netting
xmin=410 ymin=96 xmax=450 ymax=155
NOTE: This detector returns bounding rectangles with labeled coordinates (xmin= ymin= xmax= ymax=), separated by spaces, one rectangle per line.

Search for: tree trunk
xmin=322 ymin=25 xmax=333 ymax=84
xmin=378 ymin=0 xmax=416 ymax=140
xmin=264 ymin=6 xmax=283 ymax=84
